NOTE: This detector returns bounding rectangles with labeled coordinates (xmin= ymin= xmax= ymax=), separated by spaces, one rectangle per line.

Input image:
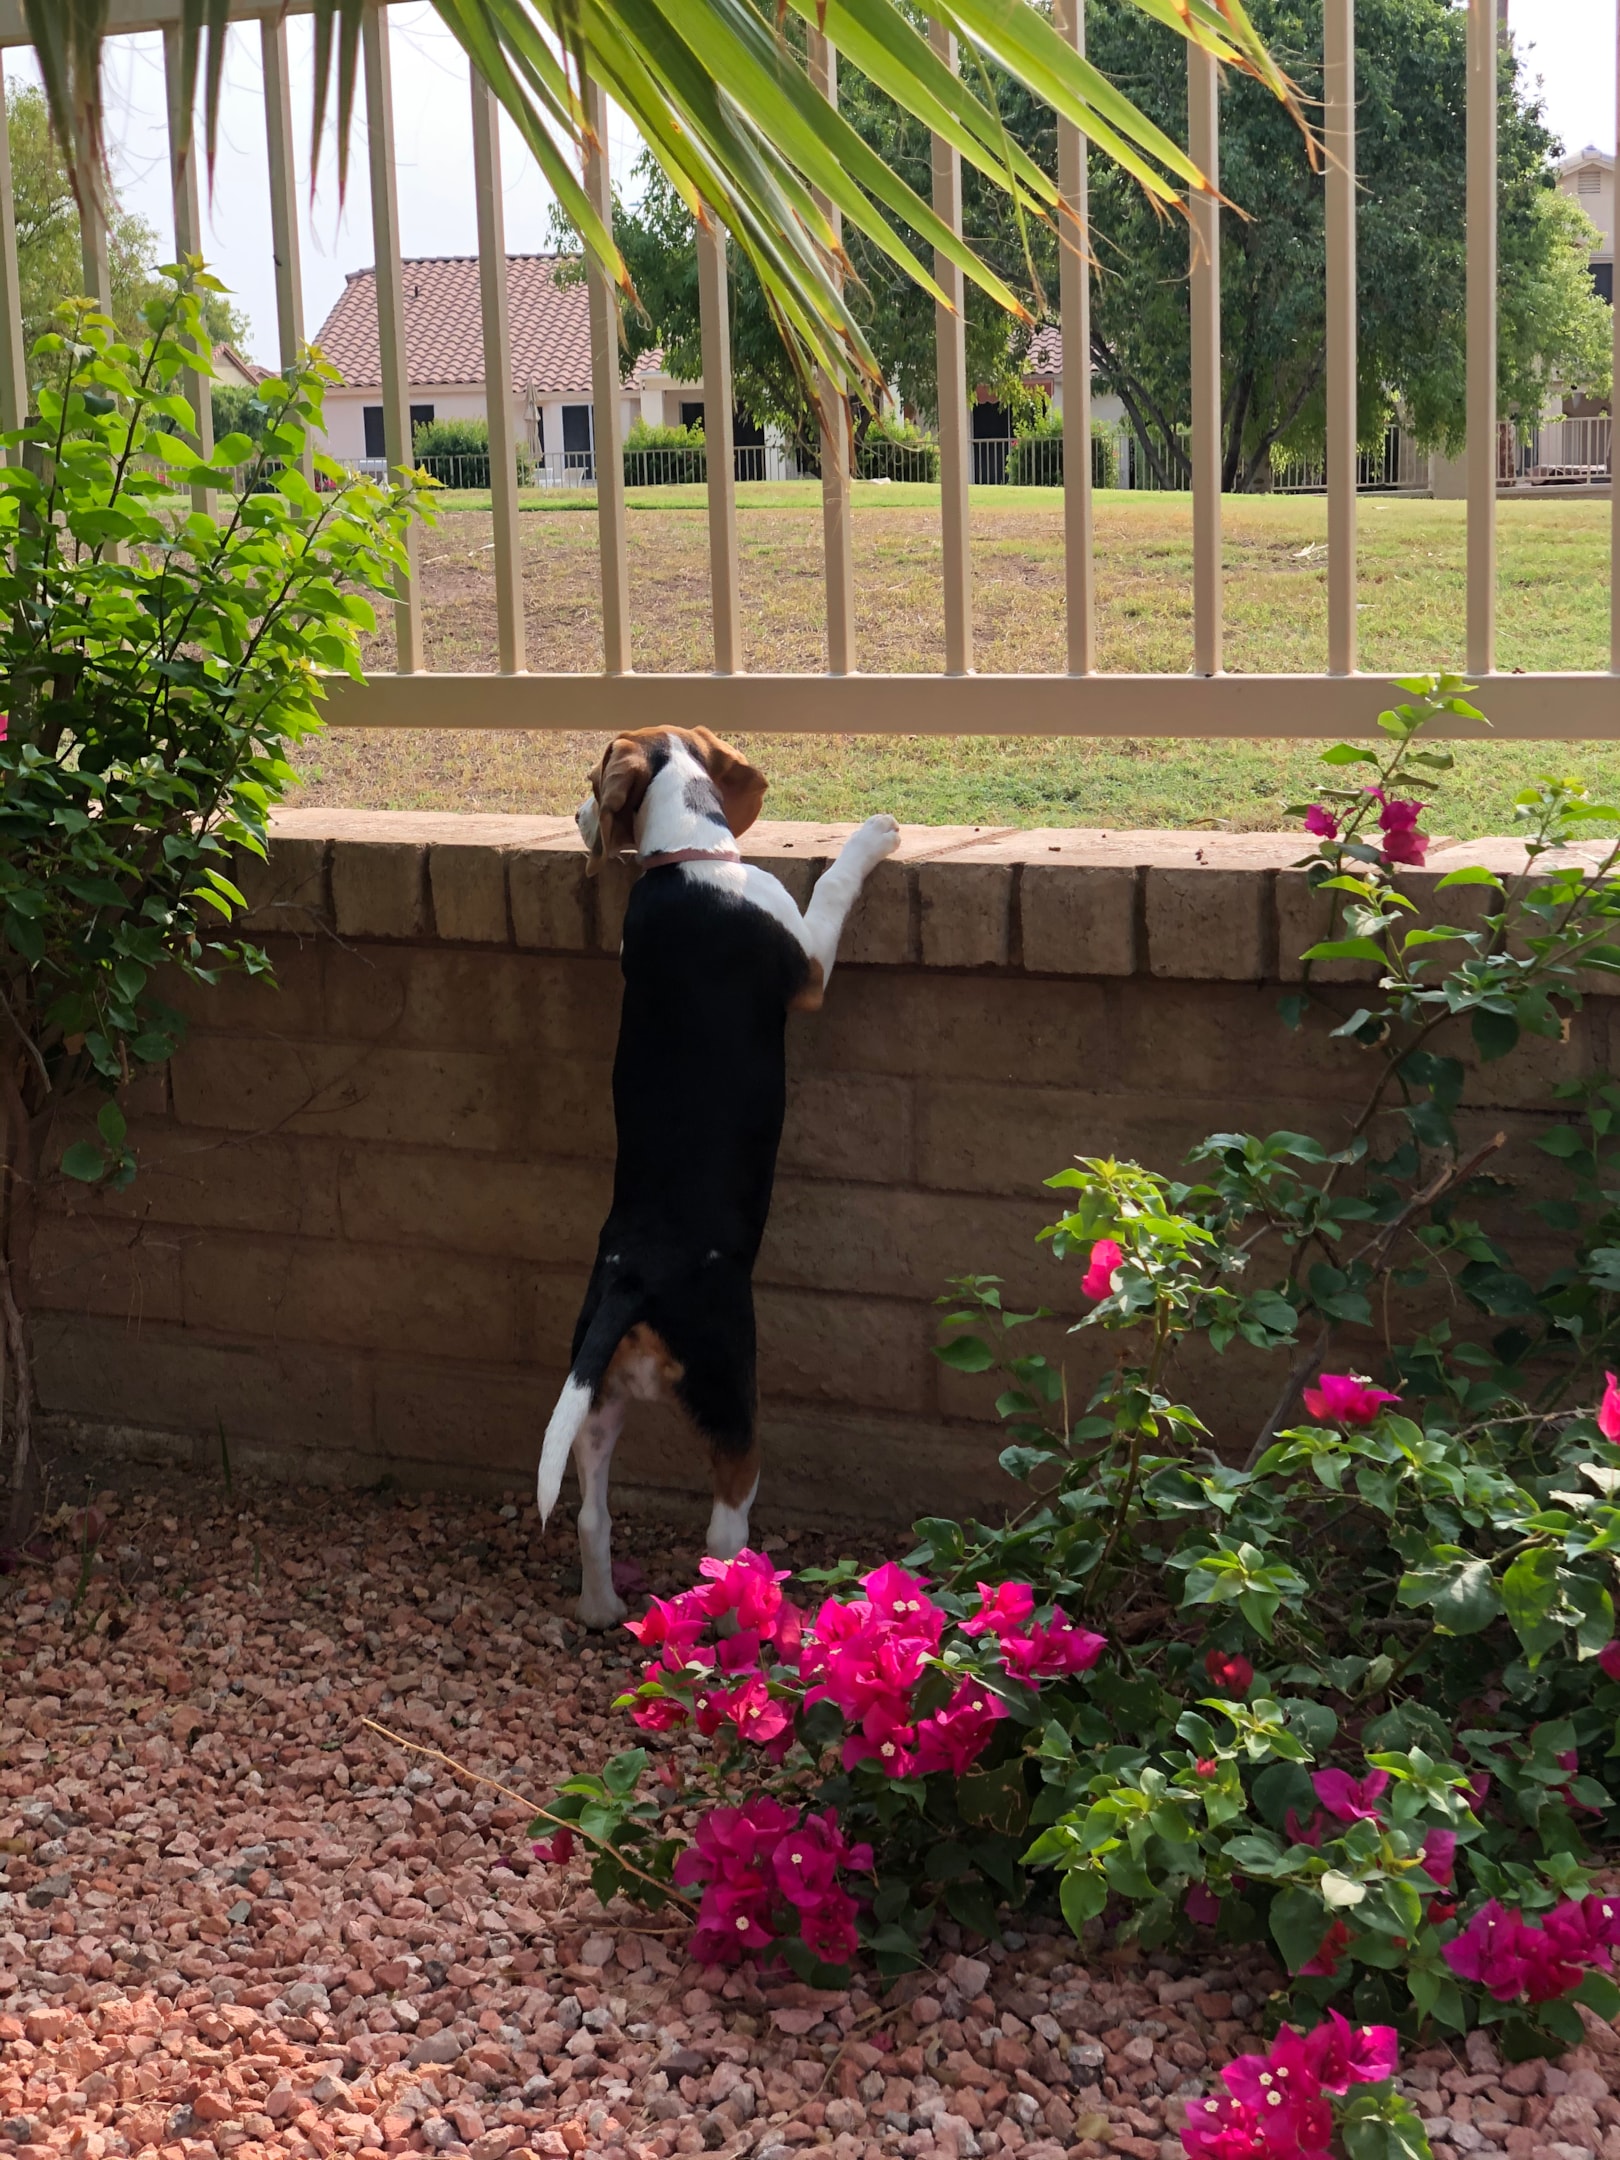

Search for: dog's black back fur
xmin=567 ymin=868 xmax=813 ymax=1460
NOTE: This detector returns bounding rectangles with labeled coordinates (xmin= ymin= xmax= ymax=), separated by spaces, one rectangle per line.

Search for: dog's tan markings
xmin=599 ymin=1322 xmax=684 ymax=1404
xmin=711 ymin=1441 xmax=762 ymax=1509
xmin=687 ymin=726 xmax=768 ymax=837
xmin=587 ymin=734 xmax=656 ymax=875
xmin=788 ymin=954 xmax=826 ymax=1014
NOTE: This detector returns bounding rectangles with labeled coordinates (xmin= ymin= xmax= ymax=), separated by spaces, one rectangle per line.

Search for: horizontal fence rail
xmin=2 ymin=0 xmax=1619 ymax=739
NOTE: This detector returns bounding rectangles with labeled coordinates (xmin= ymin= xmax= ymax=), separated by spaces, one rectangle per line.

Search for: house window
xmin=1595 ymin=261 xmax=1614 ymax=304
xmin=680 ymin=400 xmax=705 ymax=431
xmin=363 ymin=403 xmax=436 ymax=458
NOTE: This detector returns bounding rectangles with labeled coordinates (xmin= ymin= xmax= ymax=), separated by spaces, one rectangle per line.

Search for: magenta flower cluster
xmin=1180 ymin=2013 xmax=1398 ymax=2159
xmin=1442 ymin=1893 xmax=1620 ymax=2005
xmin=623 ymin=1550 xmax=1104 ymax=1781
xmin=1301 ymin=787 xmax=1429 ymax=868
xmin=673 ymin=1795 xmax=873 ymax=1968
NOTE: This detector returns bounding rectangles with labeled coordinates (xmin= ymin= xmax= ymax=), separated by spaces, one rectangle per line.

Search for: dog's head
xmin=576 ymin=727 xmax=768 ymax=875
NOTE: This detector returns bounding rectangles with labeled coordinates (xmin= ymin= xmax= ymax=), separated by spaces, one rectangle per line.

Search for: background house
xmin=1557 ymin=146 xmax=1614 ymax=302
xmin=308 ymin=252 xmax=699 ymax=473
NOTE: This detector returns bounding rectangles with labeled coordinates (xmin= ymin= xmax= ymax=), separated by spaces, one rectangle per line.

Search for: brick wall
xmin=31 ymin=813 xmax=1600 ymax=1527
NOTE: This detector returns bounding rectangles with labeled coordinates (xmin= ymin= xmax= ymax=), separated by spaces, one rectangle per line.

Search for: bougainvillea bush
xmin=536 ymin=677 xmax=1620 ymax=2091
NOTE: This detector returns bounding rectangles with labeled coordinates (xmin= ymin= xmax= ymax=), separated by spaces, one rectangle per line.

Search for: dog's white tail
xmin=537 ymin=1376 xmax=593 ymax=1525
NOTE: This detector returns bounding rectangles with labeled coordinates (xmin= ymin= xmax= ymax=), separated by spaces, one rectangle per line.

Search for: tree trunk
xmin=0 ymin=1054 xmax=42 ymax=1540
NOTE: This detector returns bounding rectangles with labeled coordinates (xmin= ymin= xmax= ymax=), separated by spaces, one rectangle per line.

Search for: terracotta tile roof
xmin=310 ymin=254 xmax=661 ymax=396
xmin=1024 ymin=325 xmax=1062 ymax=381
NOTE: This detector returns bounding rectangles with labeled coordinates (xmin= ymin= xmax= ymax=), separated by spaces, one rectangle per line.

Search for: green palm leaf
xmin=22 ymin=0 xmax=1307 ymax=401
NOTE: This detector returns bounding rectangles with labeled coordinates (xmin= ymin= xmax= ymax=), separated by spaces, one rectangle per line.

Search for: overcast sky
xmin=2 ymin=0 xmax=1611 ymax=367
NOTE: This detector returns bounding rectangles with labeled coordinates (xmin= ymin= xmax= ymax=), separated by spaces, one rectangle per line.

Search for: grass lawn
xmin=293 ymin=484 xmax=1619 ymax=836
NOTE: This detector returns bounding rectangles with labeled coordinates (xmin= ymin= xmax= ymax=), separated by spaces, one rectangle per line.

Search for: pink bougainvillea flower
xmin=771 ymin=1816 xmax=842 ymax=1909
xmin=1299 ymin=1919 xmax=1351 ymax=1978
xmin=0 ymin=714 xmax=8 ymax=742
xmin=1598 ymin=1639 xmax=1620 ymax=1683
xmin=914 ymin=1677 xmax=1006 ymax=1777
xmin=1185 ymin=1883 xmax=1221 ymax=1926
xmin=800 ymin=1883 xmax=861 ymax=1964
xmin=1284 ymin=1807 xmax=1324 ymax=1849
xmin=531 ymin=1827 xmax=574 ymax=1865
xmin=694 ymin=1548 xmax=791 ymax=1631
xmin=860 ymin=1562 xmax=943 ymax=1646
xmin=1420 ymin=1827 xmax=1457 ymax=1889
xmin=1179 ymin=2091 xmax=1268 ymax=2160
xmin=1303 ymin=804 xmax=1339 ymax=841
xmin=1311 ymin=1767 xmax=1389 ymax=1823
xmin=1300 ymin=2010 xmax=1399 ymax=2093
xmin=718 ymin=1675 xmax=793 ymax=1750
xmin=1375 ymin=799 xmax=1430 ymax=868
xmin=1081 ymin=1237 xmax=1124 ymax=1300
xmin=1204 ymin=1648 xmax=1254 ymax=1695
xmin=624 ymin=1594 xmax=708 ymax=1657
xmin=1599 ymin=1371 xmax=1620 ymax=1445
xmin=628 ymin=1682 xmax=689 ymax=1734
xmin=1301 ymin=1372 xmax=1402 ymax=1427
xmin=1223 ymin=2039 xmax=1333 ymax=2153
xmin=961 ymin=1581 xmax=1036 ymax=1640
xmin=1442 ymin=1901 xmax=1537 ymax=2001
xmin=999 ymin=1613 xmax=1107 ymax=1683
xmin=1193 ymin=1758 xmax=1220 ymax=1781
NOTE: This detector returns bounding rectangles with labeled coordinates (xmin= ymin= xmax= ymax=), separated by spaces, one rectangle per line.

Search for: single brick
xmin=331 ymin=839 xmax=427 ymax=940
xmin=510 ymin=846 xmax=592 ymax=951
xmin=429 ymin=844 xmax=509 ymax=945
xmin=1146 ymin=866 xmax=1269 ymax=980
xmin=918 ymin=861 xmax=1014 ymax=969
xmin=233 ymin=836 xmax=328 ymax=937
xmin=1021 ymin=862 xmax=1137 ymax=976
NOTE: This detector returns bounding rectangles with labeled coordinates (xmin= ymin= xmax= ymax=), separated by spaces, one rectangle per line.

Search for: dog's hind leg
xmin=708 ymin=1443 xmax=760 ymax=1561
xmin=574 ymin=1396 xmax=629 ymax=1631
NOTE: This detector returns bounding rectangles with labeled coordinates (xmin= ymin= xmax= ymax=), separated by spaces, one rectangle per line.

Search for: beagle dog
xmin=536 ymin=726 xmax=900 ymax=1627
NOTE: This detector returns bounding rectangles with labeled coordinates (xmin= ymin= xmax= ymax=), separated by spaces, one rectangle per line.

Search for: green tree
xmin=7 ymin=81 xmax=253 ymax=361
xmin=1082 ymin=0 xmax=1613 ymax=488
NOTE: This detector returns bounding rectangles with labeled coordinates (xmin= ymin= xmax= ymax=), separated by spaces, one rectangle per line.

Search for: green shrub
xmin=411 ymin=415 xmax=531 ymax=488
xmin=1007 ymin=411 xmax=1121 ymax=489
xmin=210 ymin=380 xmax=268 ymax=446
xmin=858 ymin=412 xmax=939 ymax=482
xmin=623 ymin=418 xmax=706 ymax=486
xmin=0 ymin=265 xmax=432 ymax=1493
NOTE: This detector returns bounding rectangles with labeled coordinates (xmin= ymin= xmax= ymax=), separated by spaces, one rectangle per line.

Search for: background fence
xmin=0 ymin=0 xmax=1615 ymax=737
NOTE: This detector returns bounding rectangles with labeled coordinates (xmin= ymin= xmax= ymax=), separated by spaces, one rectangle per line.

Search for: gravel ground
xmin=1 ymin=1471 xmax=1618 ymax=2160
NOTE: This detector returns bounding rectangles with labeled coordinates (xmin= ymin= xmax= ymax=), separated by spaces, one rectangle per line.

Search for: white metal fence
xmin=0 ymin=0 xmax=1614 ymax=738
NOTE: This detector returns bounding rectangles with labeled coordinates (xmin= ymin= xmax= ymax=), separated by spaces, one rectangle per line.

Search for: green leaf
xmin=60 ymin=1140 xmax=106 ymax=1183
xmin=957 ymin=1761 xmax=1030 ymax=1837
xmin=97 ymin=1100 xmax=127 ymax=1150
xmin=1058 ymin=1868 xmax=1107 ymax=1934
xmin=1501 ymin=1546 xmax=1564 ymax=1665
xmin=935 ymin=1334 xmax=995 ymax=1373
xmin=1301 ymin=937 xmax=1387 ymax=964
xmin=1436 ymin=865 xmax=1502 ymax=889
xmin=1269 ymin=1885 xmax=1328 ymax=1973
xmin=1472 ymin=1008 xmax=1520 ymax=1063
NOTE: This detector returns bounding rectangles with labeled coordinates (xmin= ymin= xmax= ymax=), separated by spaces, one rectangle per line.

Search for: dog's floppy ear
xmin=590 ymin=734 xmax=654 ymax=877
xmin=691 ymin=727 xmax=767 ymax=838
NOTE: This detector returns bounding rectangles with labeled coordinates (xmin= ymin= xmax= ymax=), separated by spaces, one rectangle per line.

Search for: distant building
xmin=307 ymin=252 xmax=701 ymax=470
xmin=1556 ymin=147 xmax=1614 ymax=304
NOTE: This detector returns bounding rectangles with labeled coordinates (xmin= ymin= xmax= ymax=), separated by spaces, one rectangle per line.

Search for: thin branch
xmin=359 ymin=1717 xmax=696 ymax=1911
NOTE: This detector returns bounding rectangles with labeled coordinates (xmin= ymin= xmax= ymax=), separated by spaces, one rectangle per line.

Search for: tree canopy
xmin=593 ymin=0 xmax=1610 ymax=488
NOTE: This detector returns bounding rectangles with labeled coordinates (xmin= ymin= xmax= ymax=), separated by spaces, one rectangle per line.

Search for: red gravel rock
xmin=0 ymin=1469 xmax=1613 ymax=2160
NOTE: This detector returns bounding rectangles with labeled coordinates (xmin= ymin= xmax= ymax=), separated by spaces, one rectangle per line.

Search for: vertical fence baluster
xmin=260 ymin=11 xmax=311 ymax=481
xmin=697 ymin=215 xmax=741 ymax=673
xmin=1325 ymin=0 xmax=1356 ymax=675
xmin=1188 ymin=42 xmax=1221 ymax=676
xmin=1055 ymin=0 xmax=1094 ymax=675
xmin=0 ymin=52 xmax=27 ymax=444
xmin=584 ymin=78 xmax=631 ymax=676
xmin=1466 ymin=0 xmax=1496 ymax=676
xmin=930 ymin=19 xmax=973 ymax=675
xmin=471 ymin=69 xmax=526 ymax=677
xmin=808 ymin=26 xmax=856 ymax=675
xmin=163 ymin=24 xmax=216 ymax=519
xmin=362 ymin=1 xmax=422 ymax=673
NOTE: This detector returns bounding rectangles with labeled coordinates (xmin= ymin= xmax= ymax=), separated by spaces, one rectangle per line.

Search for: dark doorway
xmin=562 ymin=404 xmax=594 ymax=479
xmin=971 ymin=400 xmax=1012 ymax=484
xmin=362 ymin=405 xmax=384 ymax=459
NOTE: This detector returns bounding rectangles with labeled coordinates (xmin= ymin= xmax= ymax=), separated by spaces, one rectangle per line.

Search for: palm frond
xmin=24 ymin=0 xmax=1311 ymax=401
